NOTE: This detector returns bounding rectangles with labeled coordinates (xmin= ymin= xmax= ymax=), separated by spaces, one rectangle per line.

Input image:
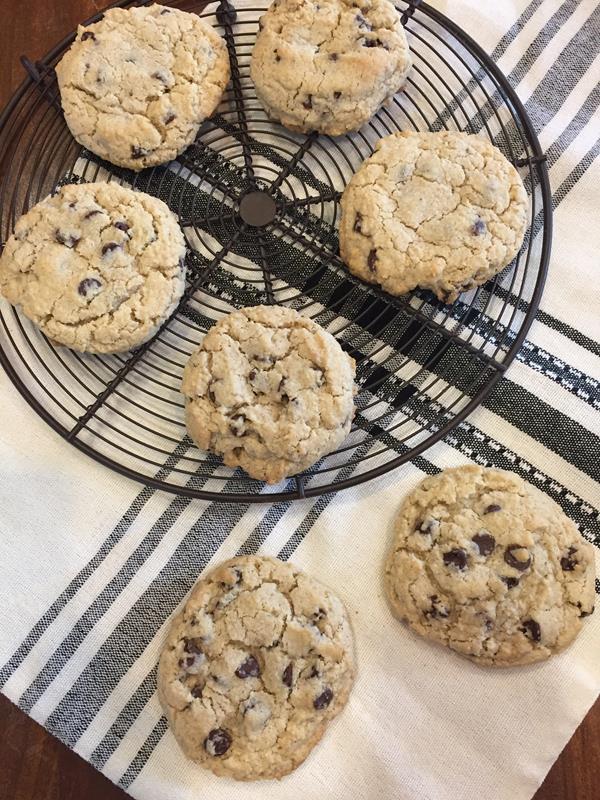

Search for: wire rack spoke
xmin=268 ymin=132 xmax=319 ymax=194
xmin=279 ymin=188 xmax=343 ymax=211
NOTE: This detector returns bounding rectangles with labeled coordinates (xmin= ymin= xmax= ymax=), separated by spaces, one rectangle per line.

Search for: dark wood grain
xmin=0 ymin=2 xmax=597 ymax=799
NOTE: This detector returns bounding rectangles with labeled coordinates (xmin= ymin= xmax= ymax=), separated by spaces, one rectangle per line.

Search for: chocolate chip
xmin=55 ymin=230 xmax=80 ymax=248
xmin=248 ymin=369 xmax=257 ymax=381
xmin=303 ymin=95 xmax=313 ymax=110
xmin=443 ymin=548 xmax=468 ymax=570
xmin=84 ymin=209 xmax=101 ymax=219
xmin=485 ymin=504 xmax=502 ymax=513
xmin=329 ymin=52 xmax=338 ymax=61
xmin=504 ymin=544 xmax=531 ymax=571
xmin=208 ymin=388 xmax=216 ymax=403
xmin=427 ymin=594 xmax=449 ymax=619
xmin=68 ymin=202 xmax=77 ymax=208
xmin=114 ymin=221 xmax=129 ymax=232
xmin=355 ymin=12 xmax=372 ymax=29
xmin=314 ymin=688 xmax=333 ymax=709
xmin=367 ymin=249 xmax=377 ymax=271
xmin=204 ymin=728 xmax=231 ymax=757
xmin=353 ymin=212 xmax=363 ymax=233
xmin=179 ymin=656 xmax=196 ymax=668
xmin=216 ymin=0 xmax=237 ymax=25
xmin=235 ymin=655 xmax=260 ymax=679
xmin=520 ymin=619 xmax=541 ymax=642
xmin=309 ymin=665 xmax=320 ymax=677
xmin=164 ymin=112 xmax=176 ymax=125
xmin=560 ymin=546 xmax=578 ymax=571
xmin=184 ymin=637 xmax=203 ymax=654
xmin=472 ymin=532 xmax=496 ymax=556
xmin=78 ymin=277 xmax=102 ymax=297
xmin=131 ymin=145 xmax=148 ymax=159
xmin=364 ymin=38 xmax=385 ymax=48
xmin=101 ymin=241 xmax=121 ymax=255
xmin=275 ymin=51 xmax=281 ymax=62
xmin=81 ymin=31 xmax=96 ymax=41
xmin=334 ymin=91 xmax=342 ymax=100
xmin=472 ymin=217 xmax=486 ymax=235
xmin=152 ymin=71 xmax=168 ymax=84
xmin=501 ymin=575 xmax=519 ymax=589
xmin=313 ymin=607 xmax=327 ymax=620
xmin=282 ymin=663 xmax=293 ymax=687
xmin=191 ymin=685 xmax=203 ymax=698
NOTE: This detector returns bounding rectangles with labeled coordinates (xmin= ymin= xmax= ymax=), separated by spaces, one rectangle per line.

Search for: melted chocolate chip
xmin=472 ymin=532 xmax=496 ymax=556
xmin=179 ymin=655 xmax=196 ymax=668
xmin=303 ymin=95 xmax=313 ymax=110
xmin=367 ymin=249 xmax=377 ymax=271
xmin=443 ymin=548 xmax=468 ymax=570
xmin=81 ymin=31 xmax=96 ymax=42
xmin=164 ymin=112 xmax=176 ymax=125
xmin=501 ymin=575 xmax=519 ymax=589
xmin=102 ymin=241 xmax=121 ymax=255
xmin=131 ymin=145 xmax=148 ymax=159
xmin=235 ymin=655 xmax=261 ymax=678
xmin=364 ymin=38 xmax=385 ymax=48
xmin=114 ymin=221 xmax=129 ymax=232
xmin=314 ymin=688 xmax=333 ymax=709
xmin=184 ymin=637 xmax=203 ymax=654
xmin=282 ymin=663 xmax=293 ymax=687
xmin=84 ymin=209 xmax=101 ymax=219
xmin=191 ymin=684 xmax=203 ymax=698
xmin=334 ymin=91 xmax=342 ymax=100
xmin=204 ymin=728 xmax=232 ymax=757
xmin=160 ymin=8 xmax=171 ymax=13
xmin=55 ymin=230 xmax=80 ymax=248
xmin=248 ymin=369 xmax=257 ymax=381
xmin=309 ymin=665 xmax=320 ymax=678
xmin=485 ymin=503 xmax=502 ymax=513
xmin=520 ymin=619 xmax=541 ymax=642
xmin=275 ymin=52 xmax=281 ymax=62
xmin=353 ymin=211 xmax=363 ymax=233
xmin=78 ymin=277 xmax=101 ymax=297
xmin=560 ymin=546 xmax=578 ymax=571
xmin=504 ymin=544 xmax=531 ymax=571
xmin=472 ymin=217 xmax=486 ymax=235
xmin=329 ymin=52 xmax=338 ymax=61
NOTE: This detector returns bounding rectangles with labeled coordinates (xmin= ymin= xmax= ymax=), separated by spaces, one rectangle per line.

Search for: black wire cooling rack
xmin=0 ymin=0 xmax=552 ymax=503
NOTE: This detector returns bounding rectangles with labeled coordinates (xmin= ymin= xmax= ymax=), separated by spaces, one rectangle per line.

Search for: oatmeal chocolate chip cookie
xmin=384 ymin=466 xmax=595 ymax=666
xmin=158 ymin=555 xmax=355 ymax=781
xmin=0 ymin=182 xmax=186 ymax=353
xmin=56 ymin=4 xmax=230 ymax=170
xmin=250 ymin=0 xmax=411 ymax=135
xmin=181 ymin=305 xmax=356 ymax=484
xmin=339 ymin=131 xmax=529 ymax=303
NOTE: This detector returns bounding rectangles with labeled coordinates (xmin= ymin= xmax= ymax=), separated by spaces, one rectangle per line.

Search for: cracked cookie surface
xmin=158 ymin=555 xmax=355 ymax=780
xmin=0 ymin=182 xmax=186 ymax=353
xmin=56 ymin=4 xmax=230 ymax=170
xmin=340 ymin=131 xmax=529 ymax=302
xmin=250 ymin=0 xmax=411 ymax=135
xmin=182 ymin=305 xmax=356 ymax=483
xmin=384 ymin=466 xmax=595 ymax=666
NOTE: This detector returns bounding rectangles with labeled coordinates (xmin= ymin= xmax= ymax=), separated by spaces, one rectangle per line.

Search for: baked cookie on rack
xmin=158 ymin=555 xmax=355 ymax=780
xmin=384 ymin=466 xmax=595 ymax=666
xmin=181 ymin=305 xmax=356 ymax=483
xmin=339 ymin=131 xmax=529 ymax=303
xmin=0 ymin=182 xmax=186 ymax=353
xmin=56 ymin=4 xmax=230 ymax=170
xmin=250 ymin=0 xmax=412 ymax=135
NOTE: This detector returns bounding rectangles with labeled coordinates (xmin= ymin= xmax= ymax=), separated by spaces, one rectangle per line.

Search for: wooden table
xmin=0 ymin=2 xmax=598 ymax=799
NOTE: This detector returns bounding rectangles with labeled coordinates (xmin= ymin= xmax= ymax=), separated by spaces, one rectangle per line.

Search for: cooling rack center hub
xmin=239 ymin=191 xmax=277 ymax=227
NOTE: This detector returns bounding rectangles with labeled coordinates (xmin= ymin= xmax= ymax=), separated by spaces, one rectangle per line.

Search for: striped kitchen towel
xmin=0 ymin=1 xmax=599 ymax=800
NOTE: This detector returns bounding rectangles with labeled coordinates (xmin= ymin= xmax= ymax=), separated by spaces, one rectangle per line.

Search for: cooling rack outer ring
xmin=0 ymin=0 xmax=552 ymax=504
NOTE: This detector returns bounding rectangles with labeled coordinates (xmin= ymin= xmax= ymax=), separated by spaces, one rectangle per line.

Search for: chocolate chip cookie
xmin=158 ymin=555 xmax=355 ymax=780
xmin=384 ymin=466 xmax=595 ymax=666
xmin=339 ymin=131 xmax=529 ymax=303
xmin=56 ymin=4 xmax=230 ymax=170
xmin=0 ymin=182 xmax=186 ymax=353
xmin=250 ymin=0 xmax=411 ymax=135
xmin=181 ymin=305 xmax=356 ymax=483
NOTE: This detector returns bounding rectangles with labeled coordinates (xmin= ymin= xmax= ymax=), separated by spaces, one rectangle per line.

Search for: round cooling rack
xmin=0 ymin=0 xmax=552 ymax=503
